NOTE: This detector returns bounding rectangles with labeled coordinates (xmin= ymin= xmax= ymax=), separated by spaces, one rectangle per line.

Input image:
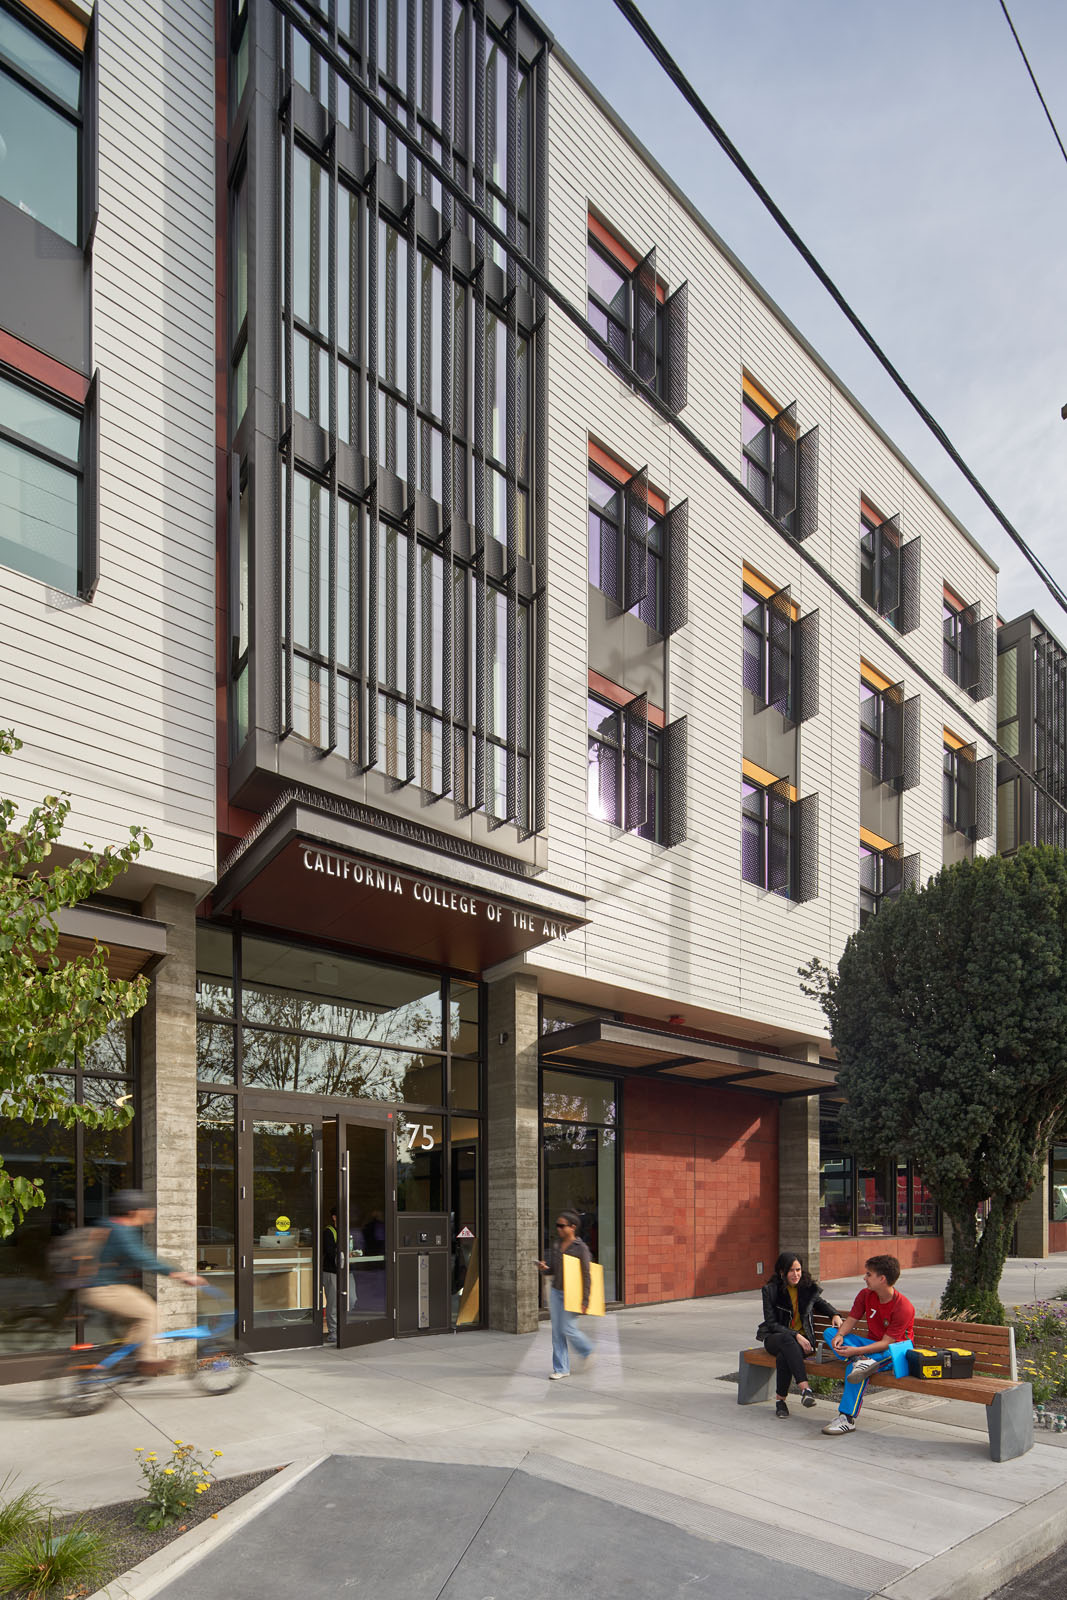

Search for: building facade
xmin=2 ymin=0 xmax=1043 ymax=1381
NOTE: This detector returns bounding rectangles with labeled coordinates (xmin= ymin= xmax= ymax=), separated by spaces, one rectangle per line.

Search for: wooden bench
xmin=739 ymin=1315 xmax=1031 ymax=1461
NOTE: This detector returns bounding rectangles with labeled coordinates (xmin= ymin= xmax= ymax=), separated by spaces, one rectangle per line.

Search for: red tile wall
xmin=1049 ymin=1221 xmax=1067 ymax=1254
xmin=623 ymin=1078 xmax=779 ymax=1303
xmin=819 ymin=1234 xmax=944 ymax=1283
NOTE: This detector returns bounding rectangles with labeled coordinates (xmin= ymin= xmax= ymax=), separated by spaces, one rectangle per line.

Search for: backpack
xmin=47 ymin=1225 xmax=107 ymax=1290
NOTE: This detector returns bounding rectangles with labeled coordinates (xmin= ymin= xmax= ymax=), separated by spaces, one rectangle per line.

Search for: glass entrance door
xmin=243 ymin=1118 xmax=317 ymax=1350
xmin=336 ymin=1115 xmax=394 ymax=1348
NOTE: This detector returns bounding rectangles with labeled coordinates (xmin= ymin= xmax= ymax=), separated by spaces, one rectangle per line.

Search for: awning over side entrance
xmin=55 ymin=904 xmax=168 ymax=981
xmin=210 ymin=791 xmax=588 ymax=971
xmin=540 ymin=1018 xmax=837 ymax=1096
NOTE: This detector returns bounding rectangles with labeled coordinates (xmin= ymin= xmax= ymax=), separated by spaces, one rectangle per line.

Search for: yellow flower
xmin=174 ymin=1439 xmax=183 ymax=1445
xmin=164 ymin=1468 xmax=174 ymax=1475
xmin=146 ymin=1454 xmax=158 ymax=1462
xmin=195 ymin=1485 xmax=207 ymax=1494
xmin=134 ymin=1447 xmax=144 ymax=1454
xmin=213 ymin=1450 xmax=223 ymax=1457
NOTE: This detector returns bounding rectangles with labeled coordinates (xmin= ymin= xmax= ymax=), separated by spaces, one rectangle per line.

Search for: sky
xmin=530 ymin=0 xmax=1067 ymax=629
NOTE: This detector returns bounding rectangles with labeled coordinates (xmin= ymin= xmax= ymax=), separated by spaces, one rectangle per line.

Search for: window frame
xmin=587 ymin=689 xmax=663 ymax=843
xmin=0 ymin=0 xmax=85 ymax=247
xmin=943 ymin=741 xmax=963 ymax=831
xmin=587 ymin=452 xmax=666 ymax=633
xmin=0 ymin=360 xmax=96 ymax=599
xmin=586 ymin=218 xmax=669 ymax=403
xmin=943 ymin=594 xmax=964 ymax=684
xmin=742 ymin=392 xmax=775 ymax=512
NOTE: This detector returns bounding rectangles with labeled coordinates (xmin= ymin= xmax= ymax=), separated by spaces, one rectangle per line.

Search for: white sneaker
xmin=847 ymin=1357 xmax=881 ymax=1379
xmin=549 ymin=1370 xmax=569 ymax=1380
xmin=822 ymin=1413 xmax=856 ymax=1436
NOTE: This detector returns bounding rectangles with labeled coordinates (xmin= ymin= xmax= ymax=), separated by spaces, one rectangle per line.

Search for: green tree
xmin=0 ymin=729 xmax=151 ymax=1237
xmin=800 ymin=846 xmax=1067 ymax=1323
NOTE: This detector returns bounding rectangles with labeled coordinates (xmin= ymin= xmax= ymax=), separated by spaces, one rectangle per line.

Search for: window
xmin=943 ymin=735 xmax=994 ymax=842
xmin=587 ymin=217 xmax=688 ymax=414
xmin=741 ymin=380 xmax=820 ymax=539
xmin=943 ymin=589 xmax=993 ymax=699
xmin=0 ymin=366 xmax=95 ymax=597
xmin=859 ymin=502 xmax=920 ymax=633
xmin=943 ymin=741 xmax=963 ymax=832
xmin=859 ymin=840 xmax=916 ymax=924
xmin=860 ymin=672 xmax=919 ymax=790
xmin=820 ymin=1104 xmax=937 ymax=1238
xmin=0 ymin=1 xmax=83 ymax=243
xmin=542 ymin=1068 xmax=619 ymax=1301
xmin=741 ymin=771 xmax=818 ymax=900
xmin=587 ymin=694 xmax=660 ymax=841
xmin=588 ymin=448 xmax=687 ymax=636
xmin=742 ymin=579 xmax=819 ymax=722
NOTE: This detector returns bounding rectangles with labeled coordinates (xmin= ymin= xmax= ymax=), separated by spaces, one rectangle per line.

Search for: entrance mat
xmin=152 ymin=1455 xmax=877 ymax=1600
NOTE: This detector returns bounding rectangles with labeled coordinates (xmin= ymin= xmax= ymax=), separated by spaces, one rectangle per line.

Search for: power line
xmin=999 ymin=0 xmax=1067 ymax=171
xmin=609 ymin=0 xmax=1067 ymax=623
xmin=267 ymin=0 xmax=1067 ymax=825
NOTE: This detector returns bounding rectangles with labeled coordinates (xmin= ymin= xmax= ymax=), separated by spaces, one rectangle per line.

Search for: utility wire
xmin=610 ymin=0 xmax=1067 ymax=622
xmin=999 ymin=0 xmax=1067 ymax=171
xmin=267 ymin=0 xmax=1067 ymax=825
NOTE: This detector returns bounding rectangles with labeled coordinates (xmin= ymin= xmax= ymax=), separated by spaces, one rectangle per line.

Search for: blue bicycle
xmin=53 ymin=1288 xmax=253 ymax=1416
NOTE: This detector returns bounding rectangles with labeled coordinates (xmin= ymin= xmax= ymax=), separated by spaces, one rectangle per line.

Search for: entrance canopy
xmin=211 ymin=791 xmax=587 ymax=971
xmin=540 ymin=1019 xmax=837 ymax=1096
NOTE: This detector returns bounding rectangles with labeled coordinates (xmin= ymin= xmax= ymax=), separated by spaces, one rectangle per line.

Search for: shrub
xmin=0 ymin=1473 xmax=52 ymax=1548
xmin=1020 ymin=1348 xmax=1067 ymax=1408
xmin=0 ymin=1514 xmax=110 ymax=1599
xmin=1011 ymin=1301 xmax=1067 ymax=1344
xmin=135 ymin=1440 xmax=219 ymax=1531
xmin=940 ymin=1289 xmax=1005 ymax=1325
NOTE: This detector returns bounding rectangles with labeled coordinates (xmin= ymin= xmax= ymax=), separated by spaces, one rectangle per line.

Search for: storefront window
xmin=196 ymin=1094 xmax=236 ymax=1312
xmin=241 ymin=938 xmax=444 ymax=1050
xmin=820 ymin=1103 xmax=937 ymax=1238
xmin=242 ymin=1031 xmax=443 ymax=1104
xmin=541 ymin=1069 xmax=618 ymax=1302
xmin=396 ymin=1114 xmax=444 ymax=1210
xmin=540 ymin=996 xmax=619 ymax=1034
xmin=451 ymin=1117 xmax=480 ymax=1327
xmin=1050 ymin=1143 xmax=1067 ymax=1221
xmin=820 ymin=1154 xmax=853 ymax=1237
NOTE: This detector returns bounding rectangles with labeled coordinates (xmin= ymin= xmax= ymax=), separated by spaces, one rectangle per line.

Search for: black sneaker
xmin=800 ymin=1389 xmax=817 ymax=1408
xmin=775 ymin=1399 xmax=789 ymax=1418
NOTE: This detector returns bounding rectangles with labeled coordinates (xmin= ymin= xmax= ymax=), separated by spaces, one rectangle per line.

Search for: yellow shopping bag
xmin=562 ymin=1253 xmax=605 ymax=1316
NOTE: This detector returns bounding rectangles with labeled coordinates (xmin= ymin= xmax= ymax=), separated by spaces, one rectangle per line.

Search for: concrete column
xmin=778 ymin=1094 xmax=820 ymax=1279
xmin=139 ymin=886 xmax=199 ymax=1330
xmin=1016 ymin=1163 xmax=1050 ymax=1259
xmin=485 ymin=970 xmax=540 ymax=1334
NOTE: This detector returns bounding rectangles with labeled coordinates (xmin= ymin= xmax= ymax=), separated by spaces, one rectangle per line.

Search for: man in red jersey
xmin=820 ymin=1254 xmax=915 ymax=1436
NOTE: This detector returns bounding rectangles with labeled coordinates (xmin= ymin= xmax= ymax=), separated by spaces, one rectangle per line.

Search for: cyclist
xmin=81 ymin=1190 xmax=205 ymax=1375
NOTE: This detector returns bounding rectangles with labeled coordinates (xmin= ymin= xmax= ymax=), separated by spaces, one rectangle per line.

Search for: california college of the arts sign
xmin=301 ymin=845 xmax=571 ymax=942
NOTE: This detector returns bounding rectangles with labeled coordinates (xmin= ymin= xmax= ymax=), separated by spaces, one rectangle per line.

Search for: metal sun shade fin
xmin=793 ymin=607 xmax=819 ymax=724
xmin=365 ymin=163 xmax=380 ymax=769
xmin=664 ymin=279 xmax=688 ymax=414
xmin=877 ymin=515 xmax=901 ymax=620
xmin=958 ymin=742 xmax=978 ymax=835
xmin=901 ymin=851 xmax=921 ymax=892
xmin=881 ymin=681 xmax=904 ymax=786
xmin=901 ymin=694 xmax=921 ymax=791
xmin=633 ymin=246 xmax=657 ymax=388
xmin=623 ymin=692 xmax=649 ymax=833
xmin=974 ymin=754 xmax=995 ymax=843
xmin=975 ymin=613 xmax=994 ymax=701
xmin=897 ymin=534 xmax=921 ymax=634
xmin=793 ymin=791 xmax=819 ymax=903
xmin=662 ymin=715 xmax=687 ymax=846
xmin=767 ymin=587 xmax=792 ymax=717
xmin=664 ymin=498 xmax=688 ymax=636
xmin=623 ymin=466 xmax=649 ymax=614
xmin=80 ymin=372 xmax=100 ymax=600
xmin=767 ymin=777 xmax=792 ymax=896
xmin=882 ymin=844 xmax=904 ymax=896
xmin=504 ymin=10 xmax=520 ymax=828
xmin=795 ymin=424 xmax=819 ymax=541
xmin=530 ymin=45 xmax=549 ymax=838
xmin=960 ymin=603 xmax=980 ymax=693
xmin=772 ymin=401 xmax=797 ymax=523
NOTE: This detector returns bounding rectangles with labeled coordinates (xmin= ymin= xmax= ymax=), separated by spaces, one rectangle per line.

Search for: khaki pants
xmin=82 ymin=1283 xmax=159 ymax=1360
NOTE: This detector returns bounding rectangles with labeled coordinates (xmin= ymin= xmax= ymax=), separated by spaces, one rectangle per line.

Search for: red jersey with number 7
xmin=850 ymin=1287 xmax=915 ymax=1343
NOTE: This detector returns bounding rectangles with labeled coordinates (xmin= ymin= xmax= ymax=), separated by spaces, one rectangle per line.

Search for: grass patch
xmin=0 ymin=1514 xmax=109 ymax=1600
xmin=0 ymin=1479 xmax=52 ymax=1552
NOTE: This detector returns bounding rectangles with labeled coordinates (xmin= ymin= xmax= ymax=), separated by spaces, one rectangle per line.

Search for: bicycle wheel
xmin=52 ymin=1358 xmax=118 ymax=1416
xmin=193 ymin=1344 xmax=252 ymax=1396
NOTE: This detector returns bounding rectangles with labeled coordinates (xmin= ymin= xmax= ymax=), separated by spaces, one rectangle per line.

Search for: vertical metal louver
xmin=623 ymin=466 xmax=650 ymax=614
xmin=974 ymin=754 xmax=995 ymax=842
xmin=662 ymin=715 xmax=688 ymax=846
xmin=877 ymin=516 xmax=901 ymax=619
xmin=633 ymin=247 xmax=658 ymax=388
xmin=961 ymin=607 xmax=994 ymax=701
xmin=767 ymin=777 xmax=792 ymax=895
xmin=772 ymin=401 xmax=797 ymax=523
xmin=957 ymin=741 xmax=978 ymax=835
xmin=793 ymin=607 xmax=820 ymax=724
xmin=793 ymin=792 xmax=819 ymax=902
xmin=623 ymin=692 xmax=649 ymax=833
xmin=901 ymin=694 xmax=921 ymax=791
xmin=883 ymin=844 xmax=920 ymax=896
xmin=768 ymin=586 xmax=793 ymax=717
xmin=882 ymin=681 xmax=904 ymax=785
xmin=81 ymin=373 xmax=100 ymax=600
xmin=897 ymin=535 xmax=921 ymax=635
xmin=664 ymin=280 xmax=688 ymax=414
xmin=795 ymin=424 xmax=819 ymax=541
xmin=664 ymin=498 xmax=688 ymax=636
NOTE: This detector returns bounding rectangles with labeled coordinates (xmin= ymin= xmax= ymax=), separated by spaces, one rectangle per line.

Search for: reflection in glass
xmin=344 ymin=1121 xmax=388 ymax=1322
xmin=0 ymin=1109 xmax=75 ymax=1352
xmin=449 ymin=979 xmax=479 ymax=1059
xmin=241 ymin=937 xmax=443 ymax=1049
xmin=196 ymin=925 xmax=234 ymax=1018
xmin=396 ymin=1114 xmax=443 ymax=1211
xmin=251 ymin=1121 xmax=314 ymax=1330
xmin=79 ymin=1016 xmax=134 ymax=1076
xmin=451 ymin=1117 xmax=480 ymax=1326
xmin=197 ymin=1094 xmax=236 ymax=1313
xmin=243 ymin=1030 xmax=442 ymax=1104
xmin=542 ymin=1069 xmax=615 ymax=1127
xmin=197 ymin=1020 xmax=236 ymax=1084
xmin=0 ymin=69 xmax=78 ymax=241
xmin=543 ymin=1119 xmax=616 ymax=1302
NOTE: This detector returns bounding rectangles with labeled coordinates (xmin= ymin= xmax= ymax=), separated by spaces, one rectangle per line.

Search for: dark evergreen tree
xmin=800 ymin=846 xmax=1067 ymax=1322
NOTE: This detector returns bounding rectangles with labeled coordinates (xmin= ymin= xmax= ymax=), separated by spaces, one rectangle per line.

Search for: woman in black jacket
xmin=757 ymin=1252 xmax=842 ymax=1418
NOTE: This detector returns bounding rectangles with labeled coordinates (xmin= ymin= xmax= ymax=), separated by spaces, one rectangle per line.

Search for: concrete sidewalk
xmin=3 ymin=1258 xmax=1067 ymax=1599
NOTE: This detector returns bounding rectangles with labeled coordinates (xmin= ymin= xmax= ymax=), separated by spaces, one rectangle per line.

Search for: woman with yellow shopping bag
xmin=537 ymin=1211 xmax=599 ymax=1379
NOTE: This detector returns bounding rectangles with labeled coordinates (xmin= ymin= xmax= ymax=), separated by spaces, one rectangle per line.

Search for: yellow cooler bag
xmin=905 ymin=1346 xmax=975 ymax=1380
